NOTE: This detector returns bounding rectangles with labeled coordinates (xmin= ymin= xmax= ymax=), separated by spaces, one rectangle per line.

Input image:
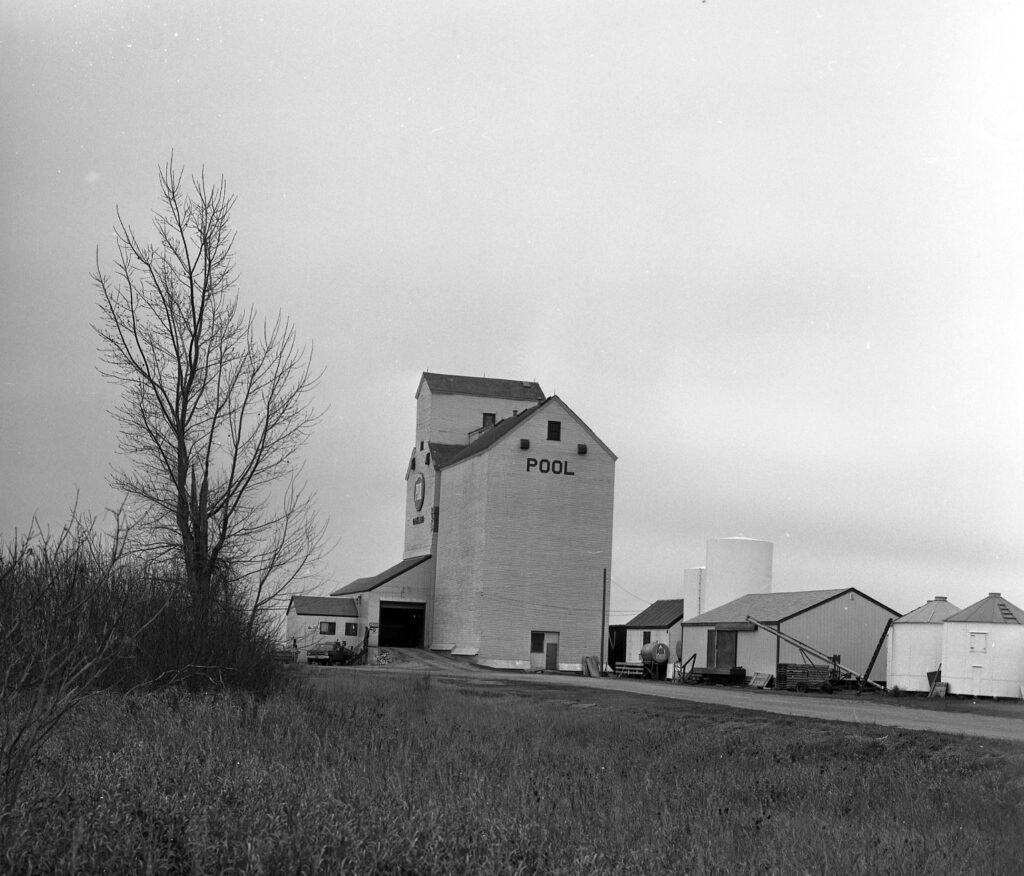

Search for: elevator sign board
xmin=526 ymin=458 xmax=575 ymax=476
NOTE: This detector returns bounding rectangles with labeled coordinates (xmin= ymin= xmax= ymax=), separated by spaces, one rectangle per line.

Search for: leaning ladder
xmin=857 ymin=618 xmax=894 ymax=694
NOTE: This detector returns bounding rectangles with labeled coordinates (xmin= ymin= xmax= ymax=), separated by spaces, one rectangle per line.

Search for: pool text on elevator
xmin=526 ymin=457 xmax=575 ymax=476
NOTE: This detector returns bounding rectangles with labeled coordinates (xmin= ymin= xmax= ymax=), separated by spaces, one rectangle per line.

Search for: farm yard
xmin=5 ymin=668 xmax=1024 ymax=875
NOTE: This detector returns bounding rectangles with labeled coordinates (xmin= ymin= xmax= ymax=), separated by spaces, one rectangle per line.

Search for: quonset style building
xmin=326 ymin=372 xmax=616 ymax=671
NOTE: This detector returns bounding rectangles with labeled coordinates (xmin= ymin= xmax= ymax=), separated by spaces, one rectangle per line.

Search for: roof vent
xmin=933 ymin=596 xmax=946 ymax=601
xmin=989 ymin=592 xmax=1001 ymax=598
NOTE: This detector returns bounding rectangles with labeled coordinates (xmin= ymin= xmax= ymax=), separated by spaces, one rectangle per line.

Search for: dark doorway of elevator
xmin=378 ymin=601 xmax=426 ymax=647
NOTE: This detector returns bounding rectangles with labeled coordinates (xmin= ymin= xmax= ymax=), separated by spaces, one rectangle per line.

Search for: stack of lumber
xmin=776 ymin=663 xmax=830 ymax=691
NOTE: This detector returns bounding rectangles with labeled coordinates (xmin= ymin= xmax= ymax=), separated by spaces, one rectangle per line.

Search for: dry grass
xmin=4 ymin=671 xmax=1024 ymax=874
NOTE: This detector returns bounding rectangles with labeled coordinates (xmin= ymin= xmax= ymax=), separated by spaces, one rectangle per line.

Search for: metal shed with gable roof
xmin=679 ymin=588 xmax=899 ymax=684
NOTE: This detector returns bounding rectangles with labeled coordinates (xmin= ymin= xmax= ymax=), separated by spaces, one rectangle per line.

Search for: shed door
xmin=545 ymin=642 xmax=559 ymax=670
xmin=716 ymin=630 xmax=738 ymax=669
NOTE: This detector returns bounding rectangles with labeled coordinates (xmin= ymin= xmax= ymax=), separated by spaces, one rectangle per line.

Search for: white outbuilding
xmin=285 ymin=595 xmax=361 ymax=660
xmin=940 ymin=592 xmax=1024 ymax=699
xmin=886 ymin=596 xmax=961 ymax=693
xmin=680 ymin=588 xmax=899 ymax=684
xmin=623 ymin=599 xmax=687 ymax=665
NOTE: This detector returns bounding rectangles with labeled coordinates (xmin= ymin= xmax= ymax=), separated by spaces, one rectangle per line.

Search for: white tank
xmin=704 ymin=537 xmax=773 ymax=611
xmin=682 ymin=567 xmax=705 ymax=619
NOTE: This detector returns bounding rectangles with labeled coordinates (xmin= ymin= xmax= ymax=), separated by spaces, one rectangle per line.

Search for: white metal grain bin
xmin=703 ymin=537 xmax=773 ymax=612
xmin=886 ymin=596 xmax=960 ymax=693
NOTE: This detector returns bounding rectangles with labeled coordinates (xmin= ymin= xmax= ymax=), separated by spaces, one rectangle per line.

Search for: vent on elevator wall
xmin=577 ymin=444 xmax=587 ymax=455
xmin=520 ymin=439 xmax=530 ymax=450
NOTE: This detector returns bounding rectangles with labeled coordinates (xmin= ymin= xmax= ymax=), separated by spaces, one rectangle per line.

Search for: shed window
xmin=319 ymin=621 xmax=336 ymax=635
xmin=642 ymin=631 xmax=652 ymax=645
xmin=425 ymin=452 xmax=431 ymax=466
xmin=547 ymin=420 xmax=561 ymax=441
xmin=482 ymin=412 xmax=496 ymax=428
xmin=345 ymin=622 xmax=357 ymax=637
xmin=530 ymin=631 xmax=545 ymax=654
xmin=969 ymin=632 xmax=987 ymax=653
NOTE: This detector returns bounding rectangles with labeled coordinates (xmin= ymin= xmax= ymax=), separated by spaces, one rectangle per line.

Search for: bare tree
xmin=93 ymin=159 xmax=325 ymax=649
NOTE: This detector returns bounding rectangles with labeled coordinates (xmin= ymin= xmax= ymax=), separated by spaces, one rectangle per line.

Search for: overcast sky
xmin=2 ymin=2 xmax=1022 ymax=623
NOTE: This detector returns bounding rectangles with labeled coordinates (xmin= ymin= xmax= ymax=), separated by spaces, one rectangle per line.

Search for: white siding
xmin=680 ymin=625 xmax=710 ymax=669
xmin=887 ymin=623 xmax=943 ymax=692
xmin=403 ymin=458 xmax=439 ymax=558
xmin=779 ymin=593 xmax=896 ymax=683
xmin=360 ymin=556 xmax=436 ymax=650
xmin=667 ymin=624 xmax=684 ymax=664
xmin=406 ymin=384 xmax=540 ymax=559
xmin=432 ymin=454 xmax=489 ymax=653
xmin=434 ymin=399 xmax=614 ymax=670
xmin=423 ymin=391 xmax=531 ymax=447
xmin=625 ymin=628 xmax=670 ymax=663
xmin=941 ymin=623 xmax=1024 ymax=698
xmin=736 ymin=630 xmax=780 ymax=676
xmin=680 ymin=625 xmax=778 ymax=677
xmin=285 ymin=608 xmax=360 ymax=659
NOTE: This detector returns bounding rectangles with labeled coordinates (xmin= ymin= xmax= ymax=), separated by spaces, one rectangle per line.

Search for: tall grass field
xmin=5 ymin=670 xmax=1024 ymax=874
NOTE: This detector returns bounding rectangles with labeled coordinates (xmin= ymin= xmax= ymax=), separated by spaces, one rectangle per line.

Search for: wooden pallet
xmin=777 ymin=663 xmax=830 ymax=691
xmin=615 ymin=662 xmax=644 ymax=678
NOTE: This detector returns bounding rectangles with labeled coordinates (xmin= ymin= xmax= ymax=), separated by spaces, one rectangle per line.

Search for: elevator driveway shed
xmin=379 ymin=601 xmax=426 ymax=647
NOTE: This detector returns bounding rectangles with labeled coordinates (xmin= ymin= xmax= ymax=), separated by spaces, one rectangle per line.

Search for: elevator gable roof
xmin=428 ymin=441 xmax=475 ymax=469
xmin=417 ymin=372 xmax=546 ymax=402
xmin=441 ymin=395 xmax=617 ymax=468
xmin=330 ymin=555 xmax=432 ymax=596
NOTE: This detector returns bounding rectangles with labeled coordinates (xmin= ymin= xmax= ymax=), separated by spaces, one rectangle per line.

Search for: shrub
xmin=0 ymin=505 xmax=288 ymax=834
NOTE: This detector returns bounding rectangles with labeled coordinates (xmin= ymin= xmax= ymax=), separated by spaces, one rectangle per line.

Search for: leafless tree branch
xmin=92 ymin=158 xmax=326 ymax=658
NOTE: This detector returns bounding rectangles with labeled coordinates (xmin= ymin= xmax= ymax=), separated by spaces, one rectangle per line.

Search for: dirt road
xmin=343 ymin=649 xmax=1024 ymax=743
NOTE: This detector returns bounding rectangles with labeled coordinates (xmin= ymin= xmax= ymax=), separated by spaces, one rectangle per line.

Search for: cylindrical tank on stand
xmin=640 ymin=642 xmax=670 ymax=664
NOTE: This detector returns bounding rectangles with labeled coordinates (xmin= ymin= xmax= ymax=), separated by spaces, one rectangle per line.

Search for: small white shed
xmin=285 ymin=595 xmax=361 ymax=659
xmin=623 ymin=599 xmax=687 ymax=664
xmin=886 ymin=596 xmax=960 ymax=693
xmin=940 ymin=592 xmax=1024 ymax=699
